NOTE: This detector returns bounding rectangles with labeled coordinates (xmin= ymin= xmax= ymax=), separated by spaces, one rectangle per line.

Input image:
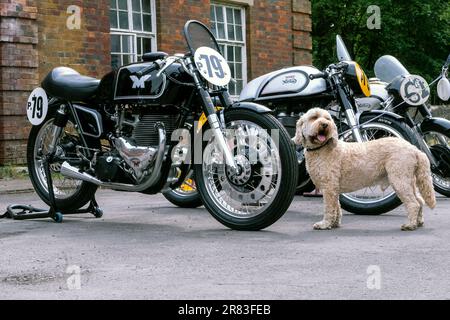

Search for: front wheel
xmin=339 ymin=114 xmax=420 ymax=215
xmin=422 ymin=129 xmax=450 ymax=197
xmin=195 ymin=110 xmax=298 ymax=230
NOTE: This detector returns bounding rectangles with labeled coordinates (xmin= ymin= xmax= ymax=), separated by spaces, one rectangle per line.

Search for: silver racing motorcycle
xmin=25 ymin=20 xmax=298 ymax=230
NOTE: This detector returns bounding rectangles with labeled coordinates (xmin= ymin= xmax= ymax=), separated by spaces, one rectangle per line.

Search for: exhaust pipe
xmin=61 ymin=123 xmax=166 ymax=192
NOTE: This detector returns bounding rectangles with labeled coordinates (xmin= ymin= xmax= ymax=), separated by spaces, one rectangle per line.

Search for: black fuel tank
xmin=98 ymin=62 xmax=194 ymax=106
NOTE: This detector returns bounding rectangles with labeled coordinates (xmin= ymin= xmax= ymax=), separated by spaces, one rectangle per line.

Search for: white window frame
xmin=211 ymin=3 xmax=247 ymax=97
xmin=110 ymin=0 xmax=157 ymax=67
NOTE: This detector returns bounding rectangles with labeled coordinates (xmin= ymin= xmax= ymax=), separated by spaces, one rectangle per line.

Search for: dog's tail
xmin=415 ymin=151 xmax=436 ymax=209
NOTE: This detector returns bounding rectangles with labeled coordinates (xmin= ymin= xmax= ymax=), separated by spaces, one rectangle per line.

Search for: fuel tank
xmin=239 ymin=66 xmax=328 ymax=102
xmin=97 ymin=61 xmax=194 ymax=106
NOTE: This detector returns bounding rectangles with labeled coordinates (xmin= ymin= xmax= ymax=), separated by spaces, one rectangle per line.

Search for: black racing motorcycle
xmin=169 ymin=35 xmax=421 ymax=215
xmin=26 ymin=20 xmax=298 ymax=230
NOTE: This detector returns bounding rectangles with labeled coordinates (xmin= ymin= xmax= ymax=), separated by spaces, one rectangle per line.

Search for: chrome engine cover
xmin=112 ymin=136 xmax=158 ymax=182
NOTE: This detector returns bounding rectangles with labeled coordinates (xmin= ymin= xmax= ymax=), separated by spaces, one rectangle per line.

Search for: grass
xmin=0 ymin=166 xmax=29 ymax=180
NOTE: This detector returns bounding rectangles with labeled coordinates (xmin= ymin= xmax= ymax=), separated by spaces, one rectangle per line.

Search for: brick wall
xmin=156 ymin=0 xmax=210 ymax=54
xmin=37 ymin=0 xmax=111 ymax=80
xmin=0 ymin=0 xmax=39 ymax=165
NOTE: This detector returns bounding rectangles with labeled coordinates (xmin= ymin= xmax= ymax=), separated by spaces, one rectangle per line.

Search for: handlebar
xmin=309 ymin=72 xmax=328 ymax=80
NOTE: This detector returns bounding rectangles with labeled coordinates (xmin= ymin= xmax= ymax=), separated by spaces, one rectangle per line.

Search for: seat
xmin=41 ymin=67 xmax=100 ymax=101
xmin=142 ymin=51 xmax=168 ymax=62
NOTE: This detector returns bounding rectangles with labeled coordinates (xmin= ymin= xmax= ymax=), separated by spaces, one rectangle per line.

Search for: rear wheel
xmin=163 ymin=175 xmax=203 ymax=208
xmin=27 ymin=111 xmax=98 ymax=212
xmin=195 ymin=110 xmax=298 ymax=230
xmin=339 ymin=114 xmax=419 ymax=215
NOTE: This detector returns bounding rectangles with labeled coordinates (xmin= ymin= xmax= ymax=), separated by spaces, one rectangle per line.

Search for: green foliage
xmin=312 ymin=0 xmax=450 ymax=83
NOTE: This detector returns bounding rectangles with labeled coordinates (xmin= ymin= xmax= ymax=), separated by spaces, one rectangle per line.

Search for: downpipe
xmin=60 ymin=124 xmax=167 ymax=192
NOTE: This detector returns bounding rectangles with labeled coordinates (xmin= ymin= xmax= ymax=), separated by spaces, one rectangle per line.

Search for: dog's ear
xmin=292 ymin=117 xmax=305 ymax=146
xmin=330 ymin=121 xmax=339 ymax=147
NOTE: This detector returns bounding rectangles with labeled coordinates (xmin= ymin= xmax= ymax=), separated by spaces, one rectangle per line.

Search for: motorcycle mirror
xmin=437 ymin=76 xmax=450 ymax=101
xmin=336 ymin=35 xmax=352 ymax=62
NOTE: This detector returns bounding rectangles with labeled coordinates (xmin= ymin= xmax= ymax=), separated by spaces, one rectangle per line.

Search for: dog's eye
xmin=310 ymin=116 xmax=318 ymax=121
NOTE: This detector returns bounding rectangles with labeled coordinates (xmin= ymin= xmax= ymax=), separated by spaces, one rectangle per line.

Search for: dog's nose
xmin=321 ymin=123 xmax=328 ymax=129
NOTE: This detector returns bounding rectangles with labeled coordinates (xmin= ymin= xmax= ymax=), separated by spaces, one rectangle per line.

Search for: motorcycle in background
xmin=357 ymin=54 xmax=450 ymax=197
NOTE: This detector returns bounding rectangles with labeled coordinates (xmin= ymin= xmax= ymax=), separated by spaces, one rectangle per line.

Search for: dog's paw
xmin=313 ymin=221 xmax=333 ymax=230
xmin=417 ymin=220 xmax=425 ymax=228
xmin=401 ymin=223 xmax=418 ymax=231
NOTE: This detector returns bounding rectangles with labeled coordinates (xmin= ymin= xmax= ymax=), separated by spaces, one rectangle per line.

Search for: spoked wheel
xmin=163 ymin=172 xmax=203 ymax=208
xmin=339 ymin=114 xmax=419 ymax=215
xmin=27 ymin=112 xmax=98 ymax=212
xmin=195 ymin=109 xmax=298 ymax=230
xmin=423 ymin=130 xmax=450 ymax=197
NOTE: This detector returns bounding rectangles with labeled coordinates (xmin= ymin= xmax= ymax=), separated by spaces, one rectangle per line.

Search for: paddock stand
xmin=2 ymin=155 xmax=103 ymax=223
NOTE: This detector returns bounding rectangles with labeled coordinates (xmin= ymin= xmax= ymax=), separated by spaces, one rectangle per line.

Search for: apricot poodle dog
xmin=293 ymin=108 xmax=436 ymax=231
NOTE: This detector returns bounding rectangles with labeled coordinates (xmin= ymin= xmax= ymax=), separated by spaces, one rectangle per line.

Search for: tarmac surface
xmin=1 ymin=187 xmax=449 ymax=300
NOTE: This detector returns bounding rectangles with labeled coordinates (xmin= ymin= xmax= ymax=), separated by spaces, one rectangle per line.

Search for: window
xmin=110 ymin=0 xmax=156 ymax=69
xmin=210 ymin=4 xmax=247 ymax=96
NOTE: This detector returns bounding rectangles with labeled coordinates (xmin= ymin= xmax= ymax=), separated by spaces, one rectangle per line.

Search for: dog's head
xmin=292 ymin=108 xmax=338 ymax=149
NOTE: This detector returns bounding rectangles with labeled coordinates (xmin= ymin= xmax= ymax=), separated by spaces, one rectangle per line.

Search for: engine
xmin=95 ymin=106 xmax=180 ymax=184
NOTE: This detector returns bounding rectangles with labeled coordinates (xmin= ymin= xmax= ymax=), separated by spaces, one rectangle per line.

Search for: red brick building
xmin=0 ymin=0 xmax=312 ymax=165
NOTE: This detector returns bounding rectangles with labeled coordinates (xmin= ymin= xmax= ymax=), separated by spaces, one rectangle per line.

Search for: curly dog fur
xmin=293 ymin=108 xmax=436 ymax=231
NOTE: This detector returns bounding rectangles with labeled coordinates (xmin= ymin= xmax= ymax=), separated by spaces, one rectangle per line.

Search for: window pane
xmin=111 ymin=54 xmax=121 ymax=69
xmin=142 ymin=38 xmax=151 ymax=53
xmin=229 ymin=82 xmax=236 ymax=95
xmin=236 ymin=63 xmax=243 ymax=79
xmin=110 ymin=10 xmax=118 ymax=29
xmin=132 ymin=0 xmax=141 ymax=11
xmin=229 ymin=63 xmax=235 ymax=78
xmin=211 ymin=24 xmax=217 ymax=38
xmin=110 ymin=0 xmax=117 ymax=9
xmin=227 ymin=24 xmax=235 ymax=40
xmin=133 ymin=13 xmax=142 ymax=31
xmin=137 ymin=38 xmax=142 ymax=55
xmin=210 ymin=6 xmax=216 ymax=22
xmin=236 ymin=26 xmax=243 ymax=41
xmin=217 ymin=23 xmax=225 ymax=39
xmin=227 ymin=46 xmax=234 ymax=62
xmin=234 ymin=9 xmax=242 ymax=25
xmin=122 ymin=35 xmax=133 ymax=53
xmin=236 ymin=80 xmax=243 ymax=94
xmin=215 ymin=6 xmax=224 ymax=22
xmin=123 ymin=54 xmax=132 ymax=65
xmin=111 ymin=34 xmax=120 ymax=52
xmin=235 ymin=46 xmax=242 ymax=62
xmin=226 ymin=8 xmax=233 ymax=24
xmin=143 ymin=14 xmax=152 ymax=32
xmin=118 ymin=0 xmax=127 ymax=10
xmin=119 ymin=11 xmax=129 ymax=29
xmin=143 ymin=0 xmax=151 ymax=13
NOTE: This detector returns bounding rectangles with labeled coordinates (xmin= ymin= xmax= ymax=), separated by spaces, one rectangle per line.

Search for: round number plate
xmin=26 ymin=88 xmax=48 ymax=126
xmin=194 ymin=46 xmax=232 ymax=87
xmin=399 ymin=75 xmax=430 ymax=106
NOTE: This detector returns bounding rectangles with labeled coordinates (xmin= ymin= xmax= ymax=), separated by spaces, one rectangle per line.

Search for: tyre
xmin=422 ymin=129 xmax=450 ymax=197
xmin=27 ymin=110 xmax=98 ymax=212
xmin=195 ymin=109 xmax=298 ymax=230
xmin=339 ymin=113 xmax=420 ymax=215
xmin=163 ymin=177 xmax=203 ymax=208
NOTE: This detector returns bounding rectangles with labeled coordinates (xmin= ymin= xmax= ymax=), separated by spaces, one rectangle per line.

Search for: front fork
xmin=186 ymin=58 xmax=239 ymax=172
xmin=337 ymin=85 xmax=364 ymax=142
